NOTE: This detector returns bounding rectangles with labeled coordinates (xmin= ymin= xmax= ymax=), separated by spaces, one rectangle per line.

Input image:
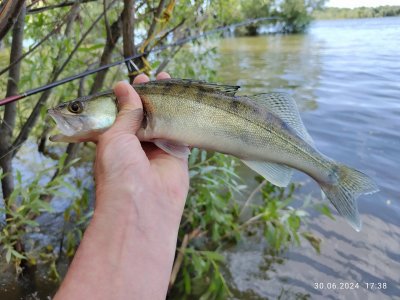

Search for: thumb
xmin=110 ymin=81 xmax=144 ymax=134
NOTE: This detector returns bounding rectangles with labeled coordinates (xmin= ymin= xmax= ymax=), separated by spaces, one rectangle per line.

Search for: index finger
xmin=156 ymin=72 xmax=171 ymax=80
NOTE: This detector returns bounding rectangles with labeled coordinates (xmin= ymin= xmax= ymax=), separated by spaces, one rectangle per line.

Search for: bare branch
xmin=169 ymin=228 xmax=202 ymax=290
xmin=27 ymin=0 xmax=97 ymax=14
xmin=0 ymin=0 xmax=25 ymax=41
xmin=156 ymin=18 xmax=185 ymax=46
xmin=145 ymin=0 xmax=167 ymax=51
xmin=90 ymin=13 xmax=122 ymax=94
xmin=169 ymin=234 xmax=189 ymax=289
xmin=64 ymin=2 xmax=80 ymax=35
xmin=122 ymin=0 xmax=136 ymax=83
xmin=0 ymin=4 xmax=25 ymax=199
xmin=11 ymin=4 xmax=107 ymax=157
xmin=103 ymin=0 xmax=112 ymax=44
xmin=155 ymin=45 xmax=182 ymax=74
xmin=0 ymin=11 xmax=71 ymax=77
xmin=26 ymin=0 xmax=41 ymax=10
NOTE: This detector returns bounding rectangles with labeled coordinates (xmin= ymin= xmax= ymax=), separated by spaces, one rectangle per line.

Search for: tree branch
xmin=0 ymin=11 xmax=71 ymax=77
xmin=11 ymin=3 xmax=107 ymax=157
xmin=122 ymin=0 xmax=136 ymax=83
xmin=0 ymin=4 xmax=25 ymax=200
xmin=144 ymin=0 xmax=167 ymax=52
xmin=0 ymin=0 xmax=25 ymax=41
xmin=27 ymin=0 xmax=97 ymax=14
xmin=155 ymin=44 xmax=182 ymax=74
xmin=89 ymin=13 xmax=122 ymax=94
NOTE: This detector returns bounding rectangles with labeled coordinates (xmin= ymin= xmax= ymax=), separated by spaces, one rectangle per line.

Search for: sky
xmin=326 ymin=0 xmax=400 ymax=8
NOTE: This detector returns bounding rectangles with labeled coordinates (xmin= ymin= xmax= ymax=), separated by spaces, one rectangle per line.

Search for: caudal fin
xmin=319 ymin=165 xmax=379 ymax=232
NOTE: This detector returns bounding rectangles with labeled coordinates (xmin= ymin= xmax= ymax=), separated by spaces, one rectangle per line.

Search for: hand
xmin=55 ymin=72 xmax=190 ymax=300
xmin=94 ymin=72 xmax=189 ymax=227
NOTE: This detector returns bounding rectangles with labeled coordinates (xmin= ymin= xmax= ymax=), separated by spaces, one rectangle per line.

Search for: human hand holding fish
xmin=93 ymin=72 xmax=190 ymax=221
xmin=48 ymin=74 xmax=379 ymax=232
xmin=54 ymin=72 xmax=190 ymax=299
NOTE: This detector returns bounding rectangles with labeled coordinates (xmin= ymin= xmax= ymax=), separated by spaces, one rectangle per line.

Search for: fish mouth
xmin=47 ymin=108 xmax=83 ymax=136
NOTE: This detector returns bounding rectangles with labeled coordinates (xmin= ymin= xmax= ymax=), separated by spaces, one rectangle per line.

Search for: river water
xmin=1 ymin=17 xmax=399 ymax=300
xmin=216 ymin=17 xmax=400 ymax=299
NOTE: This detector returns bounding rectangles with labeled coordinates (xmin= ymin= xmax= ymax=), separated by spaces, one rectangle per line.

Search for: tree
xmin=278 ymin=0 xmax=326 ymax=33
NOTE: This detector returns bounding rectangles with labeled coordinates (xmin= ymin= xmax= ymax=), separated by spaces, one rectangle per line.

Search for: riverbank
xmin=313 ymin=5 xmax=400 ymax=20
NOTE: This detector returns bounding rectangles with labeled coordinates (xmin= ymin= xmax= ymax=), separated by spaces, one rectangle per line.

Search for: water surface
xmin=216 ymin=17 xmax=400 ymax=299
xmin=1 ymin=17 xmax=399 ymax=300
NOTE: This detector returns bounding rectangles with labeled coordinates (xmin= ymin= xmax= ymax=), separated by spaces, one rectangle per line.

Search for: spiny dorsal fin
xmin=252 ymin=92 xmax=314 ymax=146
xmin=170 ymin=79 xmax=240 ymax=96
xmin=242 ymin=160 xmax=293 ymax=187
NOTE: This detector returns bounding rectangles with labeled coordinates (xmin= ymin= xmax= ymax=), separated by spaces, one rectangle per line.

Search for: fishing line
xmin=0 ymin=17 xmax=279 ymax=107
xmin=0 ymin=141 xmax=25 ymax=160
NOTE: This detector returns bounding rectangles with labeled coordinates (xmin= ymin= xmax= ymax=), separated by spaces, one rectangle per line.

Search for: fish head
xmin=48 ymin=91 xmax=117 ymax=142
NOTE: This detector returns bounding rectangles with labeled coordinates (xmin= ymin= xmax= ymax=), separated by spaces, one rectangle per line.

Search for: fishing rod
xmin=0 ymin=16 xmax=278 ymax=107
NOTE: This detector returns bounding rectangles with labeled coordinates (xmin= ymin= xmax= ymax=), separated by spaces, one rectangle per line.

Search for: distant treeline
xmin=313 ymin=5 xmax=400 ymax=19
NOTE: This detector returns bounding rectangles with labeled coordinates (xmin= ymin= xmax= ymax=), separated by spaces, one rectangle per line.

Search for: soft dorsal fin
xmin=170 ymin=79 xmax=240 ymax=96
xmin=252 ymin=92 xmax=314 ymax=146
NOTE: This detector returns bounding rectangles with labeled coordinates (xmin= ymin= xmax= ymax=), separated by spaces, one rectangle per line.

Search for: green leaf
xmin=78 ymin=43 xmax=105 ymax=52
xmin=189 ymin=148 xmax=199 ymax=165
xmin=11 ymin=249 xmax=27 ymax=260
xmin=315 ymin=204 xmax=335 ymax=220
xmin=301 ymin=231 xmax=322 ymax=254
xmin=6 ymin=247 xmax=12 ymax=263
xmin=16 ymin=171 xmax=22 ymax=184
xmin=183 ymin=267 xmax=191 ymax=294
xmin=22 ymin=219 xmax=39 ymax=227
xmin=200 ymin=251 xmax=225 ymax=263
xmin=151 ymin=60 xmax=161 ymax=69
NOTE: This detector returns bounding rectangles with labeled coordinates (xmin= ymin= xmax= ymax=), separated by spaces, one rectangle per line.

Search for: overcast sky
xmin=326 ymin=0 xmax=400 ymax=8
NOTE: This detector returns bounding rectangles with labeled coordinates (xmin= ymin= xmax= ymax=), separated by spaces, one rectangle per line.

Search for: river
xmin=1 ymin=17 xmax=399 ymax=300
xmin=216 ymin=17 xmax=400 ymax=299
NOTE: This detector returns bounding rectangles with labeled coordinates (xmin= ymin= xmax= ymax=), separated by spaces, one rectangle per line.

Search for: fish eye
xmin=67 ymin=101 xmax=83 ymax=114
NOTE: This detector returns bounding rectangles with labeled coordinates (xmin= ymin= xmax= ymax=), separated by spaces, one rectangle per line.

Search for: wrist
xmin=93 ymin=184 xmax=183 ymax=241
xmin=58 ymin=191 xmax=180 ymax=300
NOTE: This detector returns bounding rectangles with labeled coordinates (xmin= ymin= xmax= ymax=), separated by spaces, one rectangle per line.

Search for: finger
xmin=110 ymin=81 xmax=144 ymax=134
xmin=133 ymin=73 xmax=149 ymax=84
xmin=156 ymin=72 xmax=171 ymax=80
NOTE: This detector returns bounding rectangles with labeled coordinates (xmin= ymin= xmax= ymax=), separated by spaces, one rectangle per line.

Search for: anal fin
xmin=242 ymin=160 xmax=293 ymax=187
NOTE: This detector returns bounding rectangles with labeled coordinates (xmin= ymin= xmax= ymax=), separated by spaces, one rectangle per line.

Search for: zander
xmin=48 ymin=79 xmax=379 ymax=231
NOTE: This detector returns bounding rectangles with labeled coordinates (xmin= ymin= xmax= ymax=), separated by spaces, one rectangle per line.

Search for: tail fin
xmin=319 ymin=165 xmax=379 ymax=232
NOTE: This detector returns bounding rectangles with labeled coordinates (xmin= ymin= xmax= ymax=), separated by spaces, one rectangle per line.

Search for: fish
xmin=47 ymin=79 xmax=379 ymax=231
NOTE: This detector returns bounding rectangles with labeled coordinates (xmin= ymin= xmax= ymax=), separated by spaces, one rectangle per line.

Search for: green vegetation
xmin=313 ymin=5 xmax=400 ymax=20
xmin=0 ymin=0 xmax=326 ymax=298
xmin=230 ymin=0 xmax=326 ymax=34
xmin=168 ymin=149 xmax=322 ymax=298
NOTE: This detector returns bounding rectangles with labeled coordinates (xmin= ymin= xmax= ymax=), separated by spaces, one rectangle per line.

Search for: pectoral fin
xmin=154 ymin=139 xmax=190 ymax=158
xmin=242 ymin=160 xmax=293 ymax=187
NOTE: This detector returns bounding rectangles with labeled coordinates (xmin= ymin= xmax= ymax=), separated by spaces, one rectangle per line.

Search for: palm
xmin=95 ymin=72 xmax=189 ymax=214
